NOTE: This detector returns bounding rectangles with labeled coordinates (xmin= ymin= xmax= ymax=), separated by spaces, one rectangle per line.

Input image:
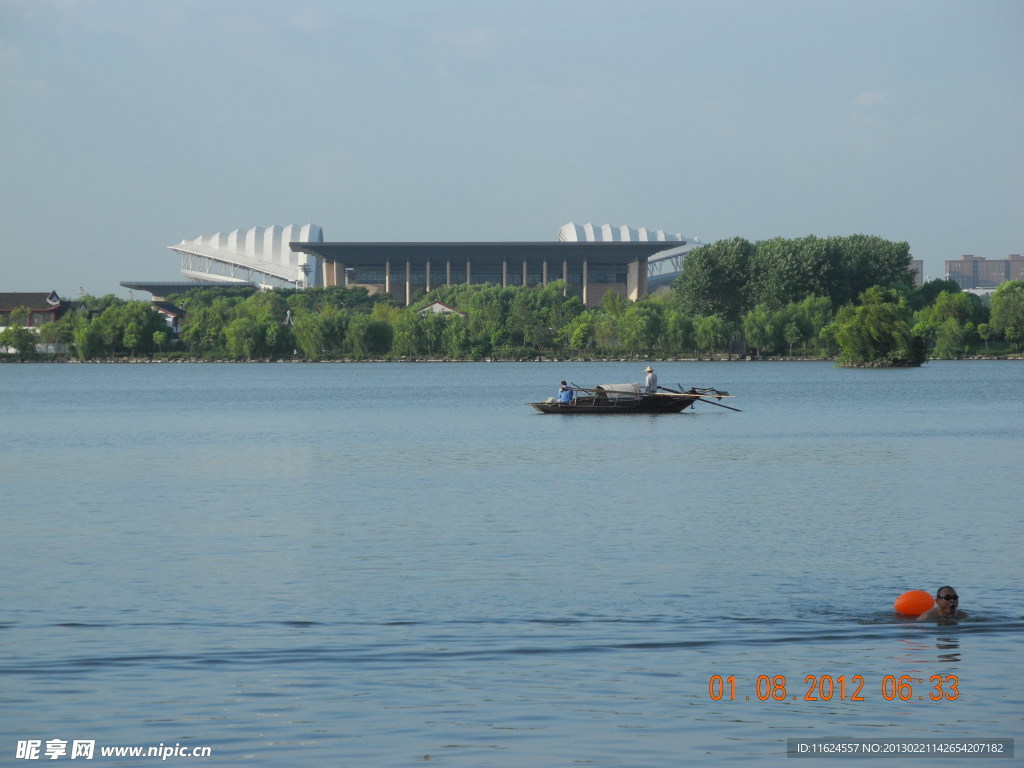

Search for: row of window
xmin=0 ymin=311 xmax=61 ymax=327
xmin=350 ymin=270 xmax=627 ymax=286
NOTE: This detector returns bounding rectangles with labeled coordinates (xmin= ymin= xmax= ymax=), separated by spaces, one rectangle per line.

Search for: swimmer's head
xmin=935 ymin=587 xmax=959 ymax=615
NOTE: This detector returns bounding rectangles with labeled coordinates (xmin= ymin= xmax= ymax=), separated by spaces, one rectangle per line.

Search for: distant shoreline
xmin=4 ymin=355 xmax=1022 ymax=365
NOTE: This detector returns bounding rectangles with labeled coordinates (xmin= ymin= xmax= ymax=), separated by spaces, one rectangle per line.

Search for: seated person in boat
xmin=643 ymin=366 xmax=658 ymax=393
xmin=557 ymin=381 xmax=574 ymax=403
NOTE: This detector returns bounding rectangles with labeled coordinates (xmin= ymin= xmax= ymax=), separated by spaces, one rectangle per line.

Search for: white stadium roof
xmin=169 ymin=224 xmax=323 ymax=289
xmin=557 ymin=222 xmax=686 ymax=243
xmin=558 ymin=222 xmax=704 ymax=288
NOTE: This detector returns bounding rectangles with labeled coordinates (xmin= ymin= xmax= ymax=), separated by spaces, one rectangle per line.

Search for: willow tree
xmin=832 ymin=287 xmax=926 ymax=367
xmin=694 ymin=315 xmax=727 ymax=357
xmin=742 ymin=305 xmax=779 ymax=356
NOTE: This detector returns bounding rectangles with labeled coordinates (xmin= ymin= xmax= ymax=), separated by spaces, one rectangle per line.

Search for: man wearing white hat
xmin=643 ymin=365 xmax=658 ymax=394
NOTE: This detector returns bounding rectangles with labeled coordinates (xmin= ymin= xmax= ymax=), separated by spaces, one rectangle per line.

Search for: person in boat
xmin=917 ymin=587 xmax=968 ymax=621
xmin=557 ymin=381 xmax=574 ymax=404
xmin=643 ymin=366 xmax=658 ymax=394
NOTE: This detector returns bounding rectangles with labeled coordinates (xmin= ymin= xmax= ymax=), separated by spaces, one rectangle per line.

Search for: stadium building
xmin=124 ymin=223 xmax=703 ymax=306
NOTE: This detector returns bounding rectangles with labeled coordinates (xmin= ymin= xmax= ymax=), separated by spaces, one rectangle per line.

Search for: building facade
xmin=0 ymin=291 xmax=74 ymax=355
xmin=0 ymin=291 xmax=71 ymax=327
xmin=945 ymin=254 xmax=1024 ymax=290
xmin=291 ymin=241 xmax=682 ymax=307
xmin=156 ymin=222 xmax=699 ymax=306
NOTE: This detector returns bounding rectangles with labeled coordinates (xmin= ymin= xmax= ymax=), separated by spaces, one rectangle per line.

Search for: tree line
xmin=4 ymin=235 xmax=1024 ymax=364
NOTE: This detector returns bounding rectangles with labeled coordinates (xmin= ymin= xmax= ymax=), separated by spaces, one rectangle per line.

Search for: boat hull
xmin=530 ymin=395 xmax=696 ymax=414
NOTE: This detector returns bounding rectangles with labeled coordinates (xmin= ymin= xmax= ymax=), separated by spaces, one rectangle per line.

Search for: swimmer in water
xmin=917 ymin=586 xmax=968 ymax=621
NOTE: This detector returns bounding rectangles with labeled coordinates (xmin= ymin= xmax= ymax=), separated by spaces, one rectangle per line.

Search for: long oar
xmin=659 ymin=384 xmax=743 ymax=412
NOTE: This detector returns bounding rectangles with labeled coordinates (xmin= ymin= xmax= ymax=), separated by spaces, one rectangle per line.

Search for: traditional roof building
xmin=0 ymin=291 xmax=71 ymax=327
xmin=151 ymin=301 xmax=186 ymax=335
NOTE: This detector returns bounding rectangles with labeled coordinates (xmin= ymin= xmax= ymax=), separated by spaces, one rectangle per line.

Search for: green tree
xmin=918 ymin=278 xmax=962 ymax=306
xmin=559 ymin=312 xmax=595 ymax=353
xmin=225 ymin=316 xmax=261 ymax=359
xmin=911 ymin=319 xmax=939 ymax=352
xmin=674 ymin=234 xmax=913 ymax=322
xmin=833 ymin=287 xmax=926 ymax=367
xmin=932 ymin=318 xmax=965 ymax=360
xmin=422 ymin=312 xmax=448 ymax=356
xmin=928 ymin=291 xmax=985 ymax=326
xmin=346 ymin=315 xmax=393 ymax=357
xmin=0 ymin=325 xmax=38 ymax=361
xmin=169 ymin=286 xmax=256 ymax=312
xmin=503 ymin=290 xmax=550 ymax=351
xmin=977 ymin=323 xmax=992 ymax=351
xmin=989 ymin=280 xmax=1024 ymax=347
xmin=836 ymin=235 xmax=915 ymax=303
xmin=37 ymin=317 xmax=75 ymax=355
xmin=673 ymin=237 xmax=754 ymax=321
xmin=319 ymin=305 xmax=350 ymax=354
xmin=784 ymin=322 xmax=802 ymax=356
xmin=264 ymin=322 xmax=290 ymax=356
xmin=443 ymin=315 xmax=472 ymax=358
xmin=792 ymin=295 xmax=833 ymax=356
xmin=292 ymin=310 xmax=325 ymax=358
xmin=618 ymin=301 xmax=664 ymax=355
xmin=592 ymin=312 xmax=620 ymax=353
xmin=6 ymin=305 xmax=31 ymax=327
xmin=659 ymin=309 xmax=693 ymax=355
xmin=123 ymin=322 xmax=143 ymax=357
xmin=742 ymin=305 xmax=778 ymax=356
xmin=747 ymin=236 xmax=823 ymax=310
xmin=694 ymin=315 xmax=727 ymax=357
xmin=95 ymin=303 xmax=127 ymax=357
xmin=85 ymin=301 xmax=166 ymax=358
xmin=1005 ymin=326 xmax=1022 ymax=352
xmin=181 ymin=302 xmax=232 ymax=356
xmin=72 ymin=315 xmax=103 ymax=360
xmin=390 ymin=312 xmax=423 ymax=357
xmin=239 ymin=290 xmax=289 ymax=326
xmin=541 ymin=280 xmax=584 ymax=331
xmin=600 ymin=290 xmax=628 ymax=317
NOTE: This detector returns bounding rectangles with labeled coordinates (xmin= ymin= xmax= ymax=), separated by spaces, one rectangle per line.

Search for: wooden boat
xmin=529 ymin=383 xmax=738 ymax=414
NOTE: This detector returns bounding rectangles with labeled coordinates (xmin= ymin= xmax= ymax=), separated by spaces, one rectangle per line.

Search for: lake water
xmin=1 ymin=360 xmax=1021 ymax=766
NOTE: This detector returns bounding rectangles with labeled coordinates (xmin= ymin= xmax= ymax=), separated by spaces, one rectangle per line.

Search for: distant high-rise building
xmin=944 ymin=254 xmax=1023 ymax=289
xmin=911 ymin=260 xmax=923 ymax=286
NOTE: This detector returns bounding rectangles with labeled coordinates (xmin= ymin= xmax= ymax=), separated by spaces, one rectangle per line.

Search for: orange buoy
xmin=894 ymin=590 xmax=934 ymax=616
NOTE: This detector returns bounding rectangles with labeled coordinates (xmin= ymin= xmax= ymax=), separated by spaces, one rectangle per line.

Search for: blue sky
xmin=2 ymin=0 xmax=1021 ymax=297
